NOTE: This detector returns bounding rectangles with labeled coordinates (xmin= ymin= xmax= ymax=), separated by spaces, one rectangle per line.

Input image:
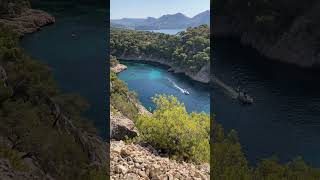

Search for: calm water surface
xmin=20 ymin=4 xmax=107 ymax=137
xmin=118 ymin=61 xmax=210 ymax=113
xmin=214 ymin=38 xmax=320 ymax=166
xmin=143 ymin=29 xmax=186 ymax=35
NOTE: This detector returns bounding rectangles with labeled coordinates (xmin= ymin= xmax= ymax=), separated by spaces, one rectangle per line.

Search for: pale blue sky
xmin=110 ymin=0 xmax=210 ymax=19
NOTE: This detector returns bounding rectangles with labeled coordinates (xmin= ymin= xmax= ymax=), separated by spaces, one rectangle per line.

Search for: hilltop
xmin=111 ymin=10 xmax=210 ymax=30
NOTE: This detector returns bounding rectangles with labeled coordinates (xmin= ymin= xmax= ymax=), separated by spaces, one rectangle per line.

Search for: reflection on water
xmin=214 ymin=38 xmax=320 ymax=166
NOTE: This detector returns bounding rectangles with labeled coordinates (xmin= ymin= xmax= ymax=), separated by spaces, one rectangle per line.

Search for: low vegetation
xmin=110 ymin=70 xmax=139 ymax=120
xmin=212 ymin=120 xmax=320 ymax=179
xmin=110 ymin=55 xmax=119 ymax=67
xmin=0 ymin=26 xmax=107 ymax=179
xmin=135 ymin=95 xmax=210 ymax=163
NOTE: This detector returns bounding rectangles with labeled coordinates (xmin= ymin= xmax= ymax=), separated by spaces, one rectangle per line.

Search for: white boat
xmin=183 ymin=89 xmax=190 ymax=95
xmin=167 ymin=78 xmax=190 ymax=95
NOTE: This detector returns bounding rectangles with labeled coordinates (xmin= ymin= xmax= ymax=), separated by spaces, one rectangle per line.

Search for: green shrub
xmin=0 ymin=145 xmax=28 ymax=171
xmin=110 ymin=71 xmax=139 ymax=119
xmin=0 ymin=25 xmax=106 ymax=180
xmin=135 ymin=95 xmax=209 ymax=163
xmin=211 ymin=122 xmax=320 ymax=180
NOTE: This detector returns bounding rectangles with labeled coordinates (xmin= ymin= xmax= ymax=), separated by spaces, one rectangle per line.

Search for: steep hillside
xmin=0 ymin=1 xmax=108 ymax=179
xmin=110 ymin=25 xmax=210 ymax=83
xmin=0 ymin=0 xmax=55 ymax=36
xmin=190 ymin=10 xmax=210 ymax=27
xmin=214 ymin=0 xmax=320 ymax=67
xmin=111 ymin=10 xmax=210 ymax=30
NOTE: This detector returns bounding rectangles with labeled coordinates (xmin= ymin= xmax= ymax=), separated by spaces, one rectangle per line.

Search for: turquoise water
xmin=142 ymin=29 xmax=186 ymax=35
xmin=118 ymin=61 xmax=210 ymax=113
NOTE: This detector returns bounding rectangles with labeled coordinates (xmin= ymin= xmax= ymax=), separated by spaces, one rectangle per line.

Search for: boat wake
xmin=167 ymin=78 xmax=190 ymax=95
xmin=212 ymin=76 xmax=253 ymax=104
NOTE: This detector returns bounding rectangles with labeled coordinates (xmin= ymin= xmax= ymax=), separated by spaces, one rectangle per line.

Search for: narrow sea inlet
xmin=20 ymin=4 xmax=107 ymax=136
xmin=214 ymin=38 xmax=320 ymax=166
xmin=118 ymin=61 xmax=210 ymax=113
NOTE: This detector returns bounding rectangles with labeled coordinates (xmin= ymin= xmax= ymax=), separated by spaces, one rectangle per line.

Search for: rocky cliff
xmin=118 ymin=55 xmax=210 ymax=83
xmin=0 ymin=0 xmax=55 ymax=36
xmin=0 ymin=64 xmax=108 ymax=179
xmin=213 ymin=0 xmax=320 ymax=67
xmin=0 ymin=2 xmax=107 ymax=179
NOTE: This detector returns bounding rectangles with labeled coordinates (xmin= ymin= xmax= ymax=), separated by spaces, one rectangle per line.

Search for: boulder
xmin=110 ymin=113 xmax=139 ymax=140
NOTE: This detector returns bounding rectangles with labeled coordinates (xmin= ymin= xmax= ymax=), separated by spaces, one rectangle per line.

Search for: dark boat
xmin=238 ymin=92 xmax=253 ymax=104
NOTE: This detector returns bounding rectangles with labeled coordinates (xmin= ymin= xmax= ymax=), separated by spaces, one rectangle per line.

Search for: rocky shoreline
xmin=118 ymin=55 xmax=210 ymax=83
xmin=213 ymin=8 xmax=320 ymax=68
xmin=0 ymin=9 xmax=55 ymax=37
xmin=111 ymin=63 xmax=127 ymax=74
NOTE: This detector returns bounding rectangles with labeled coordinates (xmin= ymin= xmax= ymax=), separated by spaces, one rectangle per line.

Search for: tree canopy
xmin=111 ymin=25 xmax=210 ymax=72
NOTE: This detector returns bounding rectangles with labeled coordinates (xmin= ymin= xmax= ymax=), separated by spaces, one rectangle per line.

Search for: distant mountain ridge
xmin=111 ymin=10 xmax=210 ymax=30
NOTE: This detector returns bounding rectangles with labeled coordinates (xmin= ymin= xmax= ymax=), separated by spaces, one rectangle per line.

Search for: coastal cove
xmin=142 ymin=29 xmax=186 ymax=35
xmin=214 ymin=38 xmax=320 ymax=167
xmin=118 ymin=60 xmax=210 ymax=114
xmin=20 ymin=3 xmax=107 ymax=137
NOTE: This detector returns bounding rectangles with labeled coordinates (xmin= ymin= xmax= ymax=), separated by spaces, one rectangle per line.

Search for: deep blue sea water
xmin=118 ymin=61 xmax=210 ymax=113
xmin=20 ymin=4 xmax=107 ymax=137
xmin=214 ymin=38 xmax=320 ymax=166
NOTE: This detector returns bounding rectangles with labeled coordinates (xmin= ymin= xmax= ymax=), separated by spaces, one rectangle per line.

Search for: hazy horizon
xmin=111 ymin=10 xmax=209 ymax=20
xmin=110 ymin=0 xmax=210 ymax=19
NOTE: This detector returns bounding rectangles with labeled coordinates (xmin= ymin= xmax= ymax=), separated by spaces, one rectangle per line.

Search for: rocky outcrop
xmin=0 ymin=159 xmax=54 ymax=180
xmin=110 ymin=141 xmax=210 ymax=180
xmin=1 ymin=65 xmax=108 ymax=174
xmin=213 ymin=1 xmax=320 ymax=67
xmin=43 ymin=95 xmax=108 ymax=167
xmin=118 ymin=55 xmax=210 ymax=83
xmin=0 ymin=5 xmax=55 ymax=36
xmin=111 ymin=63 xmax=127 ymax=73
xmin=110 ymin=112 xmax=139 ymax=141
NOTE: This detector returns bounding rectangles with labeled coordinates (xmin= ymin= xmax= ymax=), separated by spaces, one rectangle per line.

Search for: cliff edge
xmin=213 ymin=1 xmax=320 ymax=67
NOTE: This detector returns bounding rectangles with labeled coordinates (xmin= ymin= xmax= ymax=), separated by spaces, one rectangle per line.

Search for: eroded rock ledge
xmin=0 ymin=9 xmax=55 ymax=36
xmin=213 ymin=1 xmax=320 ymax=67
xmin=118 ymin=55 xmax=210 ymax=83
xmin=111 ymin=63 xmax=127 ymax=74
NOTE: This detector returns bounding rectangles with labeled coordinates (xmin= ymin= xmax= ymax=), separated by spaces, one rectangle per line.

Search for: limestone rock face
xmin=0 ymin=8 xmax=55 ymax=36
xmin=111 ymin=63 xmax=127 ymax=73
xmin=110 ymin=141 xmax=210 ymax=180
xmin=110 ymin=112 xmax=139 ymax=140
xmin=189 ymin=63 xmax=210 ymax=83
xmin=118 ymin=55 xmax=210 ymax=83
xmin=213 ymin=1 xmax=320 ymax=67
